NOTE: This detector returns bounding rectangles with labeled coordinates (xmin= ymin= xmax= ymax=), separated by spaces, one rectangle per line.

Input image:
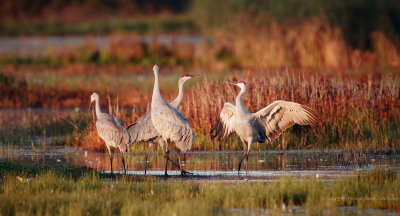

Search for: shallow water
xmin=230 ymin=206 xmax=399 ymax=216
xmin=1 ymin=143 xmax=399 ymax=181
xmin=2 ymin=108 xmax=400 ymax=179
xmin=2 ymin=134 xmax=399 ymax=215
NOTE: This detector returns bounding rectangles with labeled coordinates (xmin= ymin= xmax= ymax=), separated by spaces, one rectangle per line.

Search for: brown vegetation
xmin=2 ymin=21 xmax=398 ymax=69
xmin=210 ymin=19 xmax=400 ymax=69
xmin=182 ymin=70 xmax=400 ymax=134
xmin=1 ymin=13 xmax=399 ymax=152
xmin=73 ymin=68 xmax=400 ymax=152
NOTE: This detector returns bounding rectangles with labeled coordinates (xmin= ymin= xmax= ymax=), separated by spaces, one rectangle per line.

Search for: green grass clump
xmin=0 ymin=161 xmax=93 ymax=179
xmin=0 ymin=161 xmax=399 ymax=215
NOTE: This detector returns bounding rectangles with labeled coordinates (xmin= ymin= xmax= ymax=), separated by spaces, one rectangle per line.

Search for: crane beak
xmin=190 ymin=74 xmax=200 ymax=78
xmin=89 ymin=102 xmax=92 ymax=111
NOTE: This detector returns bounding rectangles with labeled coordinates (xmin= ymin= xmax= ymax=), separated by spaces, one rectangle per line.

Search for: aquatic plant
xmin=0 ymin=162 xmax=399 ymax=215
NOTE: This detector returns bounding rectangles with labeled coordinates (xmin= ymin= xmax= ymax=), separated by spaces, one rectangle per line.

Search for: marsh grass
xmin=0 ymin=110 xmax=91 ymax=147
xmin=0 ymin=161 xmax=399 ymax=215
xmin=3 ymin=66 xmax=400 ymax=153
xmin=66 ymin=67 xmax=400 ymax=153
xmin=0 ymin=66 xmax=191 ymax=108
xmin=178 ymin=69 xmax=400 ymax=152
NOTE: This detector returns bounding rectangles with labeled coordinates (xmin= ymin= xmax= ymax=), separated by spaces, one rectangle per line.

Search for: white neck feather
xmin=152 ymin=69 xmax=162 ymax=101
xmin=175 ymin=79 xmax=185 ymax=108
xmin=236 ymin=86 xmax=247 ymax=114
xmin=94 ymin=98 xmax=102 ymax=117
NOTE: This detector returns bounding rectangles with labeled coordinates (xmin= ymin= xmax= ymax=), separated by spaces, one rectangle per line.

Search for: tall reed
xmin=179 ymin=69 xmax=400 ymax=151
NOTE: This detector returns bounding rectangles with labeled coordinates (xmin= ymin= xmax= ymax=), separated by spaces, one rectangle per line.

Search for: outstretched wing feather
xmin=210 ymin=102 xmax=236 ymax=141
xmin=253 ymin=100 xmax=317 ymax=143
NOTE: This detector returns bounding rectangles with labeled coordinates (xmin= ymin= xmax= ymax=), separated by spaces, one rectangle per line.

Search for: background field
xmin=1 ymin=1 xmax=400 ymax=214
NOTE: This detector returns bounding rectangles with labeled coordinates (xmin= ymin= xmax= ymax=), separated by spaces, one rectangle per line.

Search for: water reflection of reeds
xmin=2 ymin=145 xmax=399 ymax=177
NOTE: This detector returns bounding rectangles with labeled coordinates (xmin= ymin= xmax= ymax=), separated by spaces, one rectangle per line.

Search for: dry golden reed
xmin=34 ymin=20 xmax=399 ymax=69
xmin=75 ymin=68 xmax=400 ymax=152
xmin=209 ymin=18 xmax=399 ymax=69
xmin=180 ymin=71 xmax=397 ymax=132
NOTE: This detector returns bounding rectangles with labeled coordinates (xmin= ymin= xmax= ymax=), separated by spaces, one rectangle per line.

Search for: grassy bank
xmin=0 ymin=161 xmax=399 ymax=215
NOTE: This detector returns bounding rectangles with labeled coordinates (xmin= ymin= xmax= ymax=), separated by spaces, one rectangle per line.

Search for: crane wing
xmin=127 ymin=90 xmax=183 ymax=143
xmin=151 ymin=104 xmax=194 ymax=152
xmin=126 ymin=112 xmax=161 ymax=143
xmin=113 ymin=116 xmax=126 ymax=127
xmin=252 ymin=100 xmax=317 ymax=142
xmin=96 ymin=114 xmax=131 ymax=152
xmin=210 ymin=102 xmax=236 ymax=141
xmin=96 ymin=115 xmax=121 ymax=132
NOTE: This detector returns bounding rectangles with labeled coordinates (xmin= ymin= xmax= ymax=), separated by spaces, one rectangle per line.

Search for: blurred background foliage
xmin=0 ymin=0 xmax=399 ymax=50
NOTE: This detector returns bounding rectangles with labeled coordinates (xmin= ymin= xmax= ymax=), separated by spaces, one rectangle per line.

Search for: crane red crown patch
xmin=182 ymin=74 xmax=190 ymax=77
xmin=239 ymin=81 xmax=246 ymax=85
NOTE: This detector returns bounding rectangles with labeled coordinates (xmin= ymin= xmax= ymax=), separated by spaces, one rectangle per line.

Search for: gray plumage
xmin=127 ymin=73 xmax=193 ymax=151
xmin=90 ymin=93 xmax=131 ymax=174
xmin=127 ymin=112 xmax=160 ymax=144
xmin=151 ymin=65 xmax=194 ymax=151
xmin=96 ymin=114 xmax=131 ymax=152
xmin=211 ymin=81 xmax=317 ymax=173
xmin=149 ymin=65 xmax=195 ymax=175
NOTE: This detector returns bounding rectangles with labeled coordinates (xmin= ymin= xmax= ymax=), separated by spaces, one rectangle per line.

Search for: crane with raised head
xmin=211 ymin=81 xmax=317 ymax=174
xmin=90 ymin=93 xmax=131 ymax=175
xmin=127 ymin=73 xmax=194 ymax=174
xmin=149 ymin=65 xmax=195 ymax=176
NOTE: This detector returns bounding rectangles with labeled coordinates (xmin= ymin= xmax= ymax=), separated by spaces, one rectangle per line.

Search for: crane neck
xmin=175 ymin=79 xmax=185 ymax=108
xmin=152 ymin=70 xmax=162 ymax=101
xmin=235 ymin=86 xmax=247 ymax=114
xmin=94 ymin=98 xmax=102 ymax=117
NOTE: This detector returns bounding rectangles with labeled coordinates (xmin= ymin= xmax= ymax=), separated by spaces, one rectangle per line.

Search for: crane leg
xmin=107 ymin=147 xmax=113 ymax=175
xmin=238 ymin=153 xmax=248 ymax=174
xmin=245 ymin=153 xmax=249 ymax=174
xmin=144 ymin=143 xmax=152 ymax=175
xmin=164 ymin=150 xmax=170 ymax=176
xmin=160 ymin=139 xmax=192 ymax=176
xmin=160 ymin=139 xmax=169 ymax=176
xmin=163 ymin=152 xmax=193 ymax=175
xmin=121 ymin=153 xmax=126 ymax=175
xmin=110 ymin=157 xmax=113 ymax=175
xmin=179 ymin=153 xmax=193 ymax=175
xmin=238 ymin=141 xmax=252 ymax=174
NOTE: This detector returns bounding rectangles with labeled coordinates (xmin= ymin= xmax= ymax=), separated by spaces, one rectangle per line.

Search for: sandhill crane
xmin=90 ymin=93 xmax=131 ymax=175
xmin=211 ymin=81 xmax=317 ymax=173
xmin=127 ymin=73 xmax=194 ymax=174
xmin=150 ymin=65 xmax=195 ymax=176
